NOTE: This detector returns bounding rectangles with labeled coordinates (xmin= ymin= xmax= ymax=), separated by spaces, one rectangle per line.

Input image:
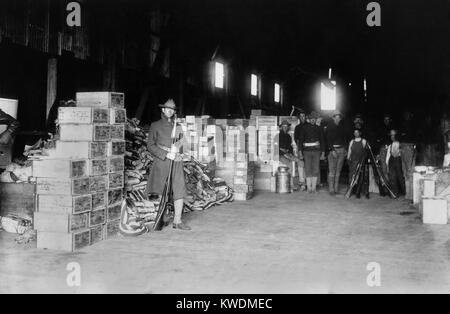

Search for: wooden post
xmin=46 ymin=58 xmax=57 ymax=119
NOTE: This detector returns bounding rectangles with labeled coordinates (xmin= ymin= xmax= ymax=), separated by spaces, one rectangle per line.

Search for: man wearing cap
xmin=146 ymin=99 xmax=190 ymax=230
xmin=298 ymin=111 xmax=325 ymax=193
xmin=279 ymin=120 xmax=294 ymax=157
xmin=294 ymin=109 xmax=307 ymax=190
xmin=326 ymin=110 xmax=347 ymax=195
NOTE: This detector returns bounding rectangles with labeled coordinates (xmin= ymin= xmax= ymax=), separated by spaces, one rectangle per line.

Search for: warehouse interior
xmin=1 ymin=0 xmax=450 ymax=294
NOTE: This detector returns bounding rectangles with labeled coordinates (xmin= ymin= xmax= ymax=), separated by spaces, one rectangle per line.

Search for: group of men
xmin=278 ymin=109 xmax=423 ymax=199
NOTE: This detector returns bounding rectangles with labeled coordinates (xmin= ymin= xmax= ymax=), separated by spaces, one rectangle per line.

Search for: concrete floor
xmin=1 ymin=190 xmax=450 ymax=294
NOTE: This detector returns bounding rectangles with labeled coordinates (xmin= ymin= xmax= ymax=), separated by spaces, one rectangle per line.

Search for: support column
xmin=46 ymin=58 xmax=57 ymax=119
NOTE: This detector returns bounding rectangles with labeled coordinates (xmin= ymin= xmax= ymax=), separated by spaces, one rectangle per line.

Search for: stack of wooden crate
xmin=417 ymin=169 xmax=450 ymax=225
xmin=33 ymin=92 xmax=126 ymax=251
xmin=233 ymin=159 xmax=255 ymax=201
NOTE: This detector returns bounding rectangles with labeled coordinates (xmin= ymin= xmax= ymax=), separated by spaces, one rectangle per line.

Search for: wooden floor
xmin=1 ymin=190 xmax=450 ymax=294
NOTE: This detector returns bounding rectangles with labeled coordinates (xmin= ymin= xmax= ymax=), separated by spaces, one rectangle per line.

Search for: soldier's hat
xmin=159 ymin=99 xmax=178 ymax=110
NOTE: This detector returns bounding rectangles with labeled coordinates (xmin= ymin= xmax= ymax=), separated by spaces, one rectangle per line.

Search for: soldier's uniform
xmin=146 ymin=113 xmax=187 ymax=201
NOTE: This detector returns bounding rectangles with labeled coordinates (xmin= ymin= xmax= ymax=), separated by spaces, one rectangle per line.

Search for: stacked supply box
xmin=417 ymin=169 xmax=450 ymax=225
xmin=258 ymin=126 xmax=278 ymax=162
xmin=34 ymin=92 xmax=125 ymax=251
xmin=233 ymin=159 xmax=256 ymax=201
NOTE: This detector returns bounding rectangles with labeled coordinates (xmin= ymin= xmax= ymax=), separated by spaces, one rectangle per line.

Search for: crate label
xmin=109 ymin=172 xmax=124 ymax=189
xmin=105 ymin=219 xmax=120 ymax=238
xmin=111 ymin=109 xmax=126 ymax=124
xmin=71 ymin=160 xmax=87 ymax=178
xmin=111 ymin=93 xmax=124 ymax=107
xmin=109 ymin=156 xmax=124 ymax=173
xmin=90 ymin=142 xmax=108 ymax=159
xmin=90 ymin=208 xmax=106 ymax=227
xmin=74 ymin=230 xmax=90 ymax=250
xmin=92 ymin=192 xmax=107 ymax=209
xmin=73 ymin=195 xmax=92 ymax=214
xmin=71 ymin=213 xmax=89 ymax=232
xmin=90 ymin=175 xmax=108 ymax=192
xmin=90 ymin=159 xmax=108 ymax=176
xmin=90 ymin=225 xmax=104 ymax=244
xmin=108 ymin=189 xmax=123 ymax=206
xmin=58 ymin=107 xmax=92 ymax=124
xmin=110 ymin=125 xmax=125 ymax=140
xmin=73 ymin=178 xmax=90 ymax=195
xmin=93 ymin=125 xmax=111 ymax=141
xmin=92 ymin=108 xmax=109 ymax=124
xmin=107 ymin=204 xmax=122 ymax=221
xmin=110 ymin=141 xmax=125 ymax=156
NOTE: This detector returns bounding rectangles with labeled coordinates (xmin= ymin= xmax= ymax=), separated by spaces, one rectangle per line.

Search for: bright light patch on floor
xmin=274 ymin=83 xmax=281 ymax=103
xmin=321 ymin=81 xmax=336 ymax=110
xmin=215 ymin=62 xmax=224 ymax=89
xmin=251 ymin=74 xmax=258 ymax=96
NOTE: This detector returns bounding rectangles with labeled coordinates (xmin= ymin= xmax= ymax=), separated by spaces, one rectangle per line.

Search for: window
xmin=274 ymin=83 xmax=281 ymax=103
xmin=251 ymin=74 xmax=258 ymax=96
xmin=215 ymin=62 xmax=224 ymax=89
xmin=320 ymin=80 xmax=337 ymax=110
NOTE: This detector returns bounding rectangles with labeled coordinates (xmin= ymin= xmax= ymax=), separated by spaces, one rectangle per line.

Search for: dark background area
xmin=1 ymin=0 xmax=450 ymax=130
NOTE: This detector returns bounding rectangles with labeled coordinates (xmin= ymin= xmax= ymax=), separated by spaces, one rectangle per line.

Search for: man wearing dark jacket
xmin=326 ymin=110 xmax=347 ymax=195
xmin=294 ymin=109 xmax=307 ymax=190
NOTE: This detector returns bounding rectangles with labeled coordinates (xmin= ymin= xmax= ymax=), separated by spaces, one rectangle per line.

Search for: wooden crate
xmin=108 ymin=172 xmax=124 ymax=189
xmin=91 ymin=191 xmax=107 ymax=209
xmin=103 ymin=219 xmax=120 ymax=239
xmin=108 ymin=188 xmax=123 ymax=206
xmin=36 ymin=177 xmax=90 ymax=195
xmin=109 ymin=156 xmax=124 ymax=173
xmin=93 ymin=124 xmax=111 ymax=142
xmin=108 ymin=141 xmax=126 ymax=156
xmin=0 ymin=182 xmax=36 ymax=220
xmin=233 ymin=184 xmax=253 ymax=193
xmin=110 ymin=124 xmax=125 ymax=140
xmin=89 ymin=208 xmax=106 ymax=227
xmin=92 ymin=108 xmax=109 ymax=124
xmin=33 ymin=159 xmax=88 ymax=178
xmin=59 ymin=124 xmax=92 ymax=141
xmin=90 ymin=225 xmax=104 ymax=244
xmin=34 ymin=212 xmax=89 ymax=232
xmin=37 ymin=229 xmax=90 ymax=252
xmin=90 ymin=142 xmax=108 ymax=159
xmin=90 ymin=159 xmax=108 ymax=176
xmin=58 ymin=107 xmax=92 ymax=124
xmin=76 ymin=92 xmax=125 ymax=108
xmin=49 ymin=141 xmax=90 ymax=159
xmin=234 ymin=192 xmax=253 ymax=201
xmin=37 ymin=194 xmax=92 ymax=214
xmin=107 ymin=203 xmax=122 ymax=221
xmin=110 ymin=108 xmax=126 ymax=124
xmin=422 ymin=198 xmax=448 ymax=225
xmin=90 ymin=175 xmax=108 ymax=193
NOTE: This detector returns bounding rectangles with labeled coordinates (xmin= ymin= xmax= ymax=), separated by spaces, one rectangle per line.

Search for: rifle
xmin=152 ymin=115 xmax=178 ymax=231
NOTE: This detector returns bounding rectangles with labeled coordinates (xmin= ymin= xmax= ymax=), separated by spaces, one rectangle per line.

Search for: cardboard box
xmin=34 ymin=212 xmax=89 ymax=233
xmin=92 ymin=191 xmax=107 ymax=209
xmin=107 ymin=203 xmax=122 ymax=221
xmin=422 ymin=198 xmax=448 ymax=225
xmin=109 ymin=156 xmax=124 ymax=173
xmin=103 ymin=219 xmax=120 ymax=239
xmin=110 ymin=124 xmax=125 ymax=140
xmin=108 ymin=141 xmax=126 ymax=156
xmin=58 ymin=107 xmax=92 ymax=124
xmin=234 ymin=192 xmax=253 ymax=201
xmin=33 ymin=159 xmax=88 ymax=178
xmin=76 ymin=92 xmax=125 ymax=108
xmin=90 ymin=225 xmax=104 ymax=244
xmin=108 ymin=188 xmax=123 ymax=206
xmin=37 ymin=229 xmax=90 ymax=252
xmin=90 ymin=142 xmax=108 ymax=159
xmin=36 ymin=177 xmax=90 ymax=195
xmin=93 ymin=124 xmax=111 ymax=141
xmin=59 ymin=124 xmax=94 ymax=141
xmin=37 ymin=194 xmax=92 ymax=214
xmin=108 ymin=172 xmax=124 ymax=189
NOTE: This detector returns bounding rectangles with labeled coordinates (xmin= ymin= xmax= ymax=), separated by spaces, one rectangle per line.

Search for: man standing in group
xmin=298 ymin=111 xmax=325 ymax=193
xmin=294 ymin=109 xmax=307 ymax=191
xmin=146 ymin=99 xmax=190 ymax=230
xmin=399 ymin=111 xmax=417 ymax=201
xmin=326 ymin=110 xmax=347 ymax=195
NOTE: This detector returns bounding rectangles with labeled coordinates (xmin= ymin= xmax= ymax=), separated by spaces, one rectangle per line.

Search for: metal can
xmin=276 ymin=166 xmax=291 ymax=194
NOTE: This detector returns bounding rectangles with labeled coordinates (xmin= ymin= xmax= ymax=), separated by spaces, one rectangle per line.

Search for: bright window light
xmin=274 ymin=83 xmax=281 ymax=103
xmin=215 ymin=62 xmax=224 ymax=89
xmin=251 ymin=74 xmax=258 ymax=96
xmin=321 ymin=81 xmax=336 ymax=110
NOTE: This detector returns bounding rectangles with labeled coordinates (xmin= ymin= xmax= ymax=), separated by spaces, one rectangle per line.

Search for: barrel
xmin=276 ymin=166 xmax=291 ymax=194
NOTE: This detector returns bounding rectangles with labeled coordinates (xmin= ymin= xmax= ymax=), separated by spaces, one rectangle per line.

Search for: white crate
xmin=76 ymin=92 xmax=124 ymax=108
xmin=37 ymin=229 xmax=90 ymax=252
xmin=34 ymin=211 xmax=89 ymax=233
xmin=37 ymin=194 xmax=92 ymax=214
xmin=422 ymin=198 xmax=448 ymax=225
xmin=36 ymin=177 xmax=90 ymax=195
xmin=33 ymin=159 xmax=88 ymax=178
xmin=58 ymin=107 xmax=92 ymax=124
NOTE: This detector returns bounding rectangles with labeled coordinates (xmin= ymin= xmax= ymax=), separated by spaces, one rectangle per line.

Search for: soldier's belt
xmin=304 ymin=142 xmax=320 ymax=147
